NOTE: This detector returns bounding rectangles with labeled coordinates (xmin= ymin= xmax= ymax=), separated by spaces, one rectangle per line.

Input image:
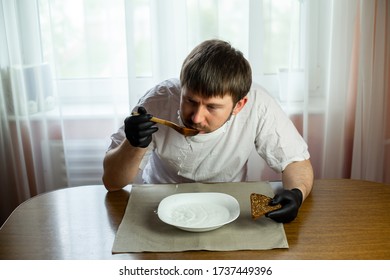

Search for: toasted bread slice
xmin=250 ymin=193 xmax=282 ymax=220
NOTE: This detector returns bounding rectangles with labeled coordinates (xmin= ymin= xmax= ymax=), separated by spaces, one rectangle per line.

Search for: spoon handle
xmin=131 ymin=112 xmax=198 ymax=136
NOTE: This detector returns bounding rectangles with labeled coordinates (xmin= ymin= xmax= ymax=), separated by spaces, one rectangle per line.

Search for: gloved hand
xmin=266 ymin=188 xmax=303 ymax=223
xmin=124 ymin=107 xmax=158 ymax=148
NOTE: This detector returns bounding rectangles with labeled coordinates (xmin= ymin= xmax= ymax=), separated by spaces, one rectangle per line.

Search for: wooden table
xmin=0 ymin=179 xmax=389 ymax=260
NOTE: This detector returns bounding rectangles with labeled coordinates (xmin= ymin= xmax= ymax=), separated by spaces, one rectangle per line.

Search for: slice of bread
xmin=250 ymin=193 xmax=282 ymax=220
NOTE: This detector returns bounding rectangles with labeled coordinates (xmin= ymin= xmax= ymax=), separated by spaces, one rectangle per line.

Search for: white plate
xmin=157 ymin=192 xmax=240 ymax=232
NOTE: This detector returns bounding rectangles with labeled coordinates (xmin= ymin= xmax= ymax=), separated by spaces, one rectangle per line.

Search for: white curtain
xmin=0 ymin=0 xmax=129 ymax=225
xmin=1 ymin=0 xmax=389 ymax=225
xmin=321 ymin=0 xmax=389 ymax=182
xmin=1 ymin=0 xmax=61 ymax=217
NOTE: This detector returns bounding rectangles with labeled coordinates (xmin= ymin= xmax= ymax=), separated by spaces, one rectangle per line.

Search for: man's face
xmin=179 ymin=87 xmax=247 ymax=134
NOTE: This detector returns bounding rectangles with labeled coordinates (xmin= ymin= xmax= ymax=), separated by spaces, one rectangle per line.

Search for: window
xmin=35 ymin=0 xmax=316 ymax=109
xmin=124 ymin=0 xmax=311 ymax=103
xmin=39 ymin=0 xmax=127 ymax=79
xmin=37 ymin=0 xmax=128 ymax=115
xmin=262 ymin=0 xmax=303 ymax=74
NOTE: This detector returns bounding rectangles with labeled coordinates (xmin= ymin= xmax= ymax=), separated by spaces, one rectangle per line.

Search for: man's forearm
xmin=281 ymin=159 xmax=314 ymax=201
xmin=102 ymin=140 xmax=147 ymax=191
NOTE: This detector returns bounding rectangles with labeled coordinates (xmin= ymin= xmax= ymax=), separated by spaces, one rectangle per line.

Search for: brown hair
xmin=180 ymin=39 xmax=252 ymax=104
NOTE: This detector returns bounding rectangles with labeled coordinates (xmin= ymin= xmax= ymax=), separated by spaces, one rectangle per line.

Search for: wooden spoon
xmin=132 ymin=112 xmax=199 ymax=136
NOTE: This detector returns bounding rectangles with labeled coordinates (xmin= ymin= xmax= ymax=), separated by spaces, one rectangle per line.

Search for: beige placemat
xmin=112 ymin=181 xmax=288 ymax=253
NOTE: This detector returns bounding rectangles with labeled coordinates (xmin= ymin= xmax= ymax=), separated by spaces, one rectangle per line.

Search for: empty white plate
xmin=157 ymin=192 xmax=240 ymax=232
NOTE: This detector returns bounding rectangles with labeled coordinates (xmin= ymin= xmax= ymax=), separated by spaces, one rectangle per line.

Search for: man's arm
xmin=281 ymin=159 xmax=314 ymax=201
xmin=103 ymin=107 xmax=158 ymax=191
xmin=102 ymin=140 xmax=147 ymax=191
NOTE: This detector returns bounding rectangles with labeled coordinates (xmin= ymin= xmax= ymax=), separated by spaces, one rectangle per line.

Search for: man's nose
xmin=191 ymin=106 xmax=206 ymax=124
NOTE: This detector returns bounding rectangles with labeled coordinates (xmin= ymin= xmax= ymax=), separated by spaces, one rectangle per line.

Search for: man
xmin=103 ymin=39 xmax=313 ymax=223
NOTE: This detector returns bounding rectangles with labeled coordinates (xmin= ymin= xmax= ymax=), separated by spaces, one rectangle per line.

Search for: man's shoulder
xmin=137 ymin=78 xmax=181 ymax=115
xmin=141 ymin=79 xmax=180 ymax=100
xmin=246 ymin=83 xmax=281 ymax=113
xmin=249 ymin=83 xmax=274 ymax=101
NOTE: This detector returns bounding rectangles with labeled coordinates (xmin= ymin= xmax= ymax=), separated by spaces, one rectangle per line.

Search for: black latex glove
xmin=124 ymin=107 xmax=158 ymax=148
xmin=266 ymin=188 xmax=303 ymax=223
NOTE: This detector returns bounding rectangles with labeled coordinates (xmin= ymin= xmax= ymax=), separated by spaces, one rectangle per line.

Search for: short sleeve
xmin=252 ymin=87 xmax=310 ymax=173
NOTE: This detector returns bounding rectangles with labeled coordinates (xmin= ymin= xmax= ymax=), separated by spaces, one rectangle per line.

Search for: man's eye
xmin=207 ymin=106 xmax=216 ymax=110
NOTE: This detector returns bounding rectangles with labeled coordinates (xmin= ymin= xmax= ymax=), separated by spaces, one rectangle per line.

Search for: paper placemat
xmin=112 ymin=181 xmax=288 ymax=253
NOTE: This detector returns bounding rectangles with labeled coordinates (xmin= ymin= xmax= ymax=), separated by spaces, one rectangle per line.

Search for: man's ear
xmin=232 ymin=96 xmax=248 ymax=115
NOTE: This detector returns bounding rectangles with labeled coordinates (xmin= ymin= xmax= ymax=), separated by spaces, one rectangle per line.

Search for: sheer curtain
xmin=1 ymin=0 xmax=64 ymax=223
xmin=320 ymin=0 xmax=389 ymax=182
xmin=1 ymin=0 xmax=389 ymax=226
xmin=265 ymin=0 xmax=390 ymax=183
xmin=0 ymin=0 xmax=128 ymax=225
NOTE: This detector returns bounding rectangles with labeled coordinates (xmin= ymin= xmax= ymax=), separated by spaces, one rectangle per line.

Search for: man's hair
xmin=180 ymin=39 xmax=252 ymax=104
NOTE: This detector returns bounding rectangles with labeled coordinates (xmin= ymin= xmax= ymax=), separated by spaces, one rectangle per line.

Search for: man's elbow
xmin=102 ymin=173 xmax=126 ymax=192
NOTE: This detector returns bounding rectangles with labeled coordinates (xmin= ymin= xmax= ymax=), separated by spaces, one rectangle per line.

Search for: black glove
xmin=124 ymin=107 xmax=158 ymax=148
xmin=266 ymin=188 xmax=303 ymax=223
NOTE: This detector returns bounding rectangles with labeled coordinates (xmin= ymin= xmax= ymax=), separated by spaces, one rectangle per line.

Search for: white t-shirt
xmin=108 ymin=78 xmax=310 ymax=184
